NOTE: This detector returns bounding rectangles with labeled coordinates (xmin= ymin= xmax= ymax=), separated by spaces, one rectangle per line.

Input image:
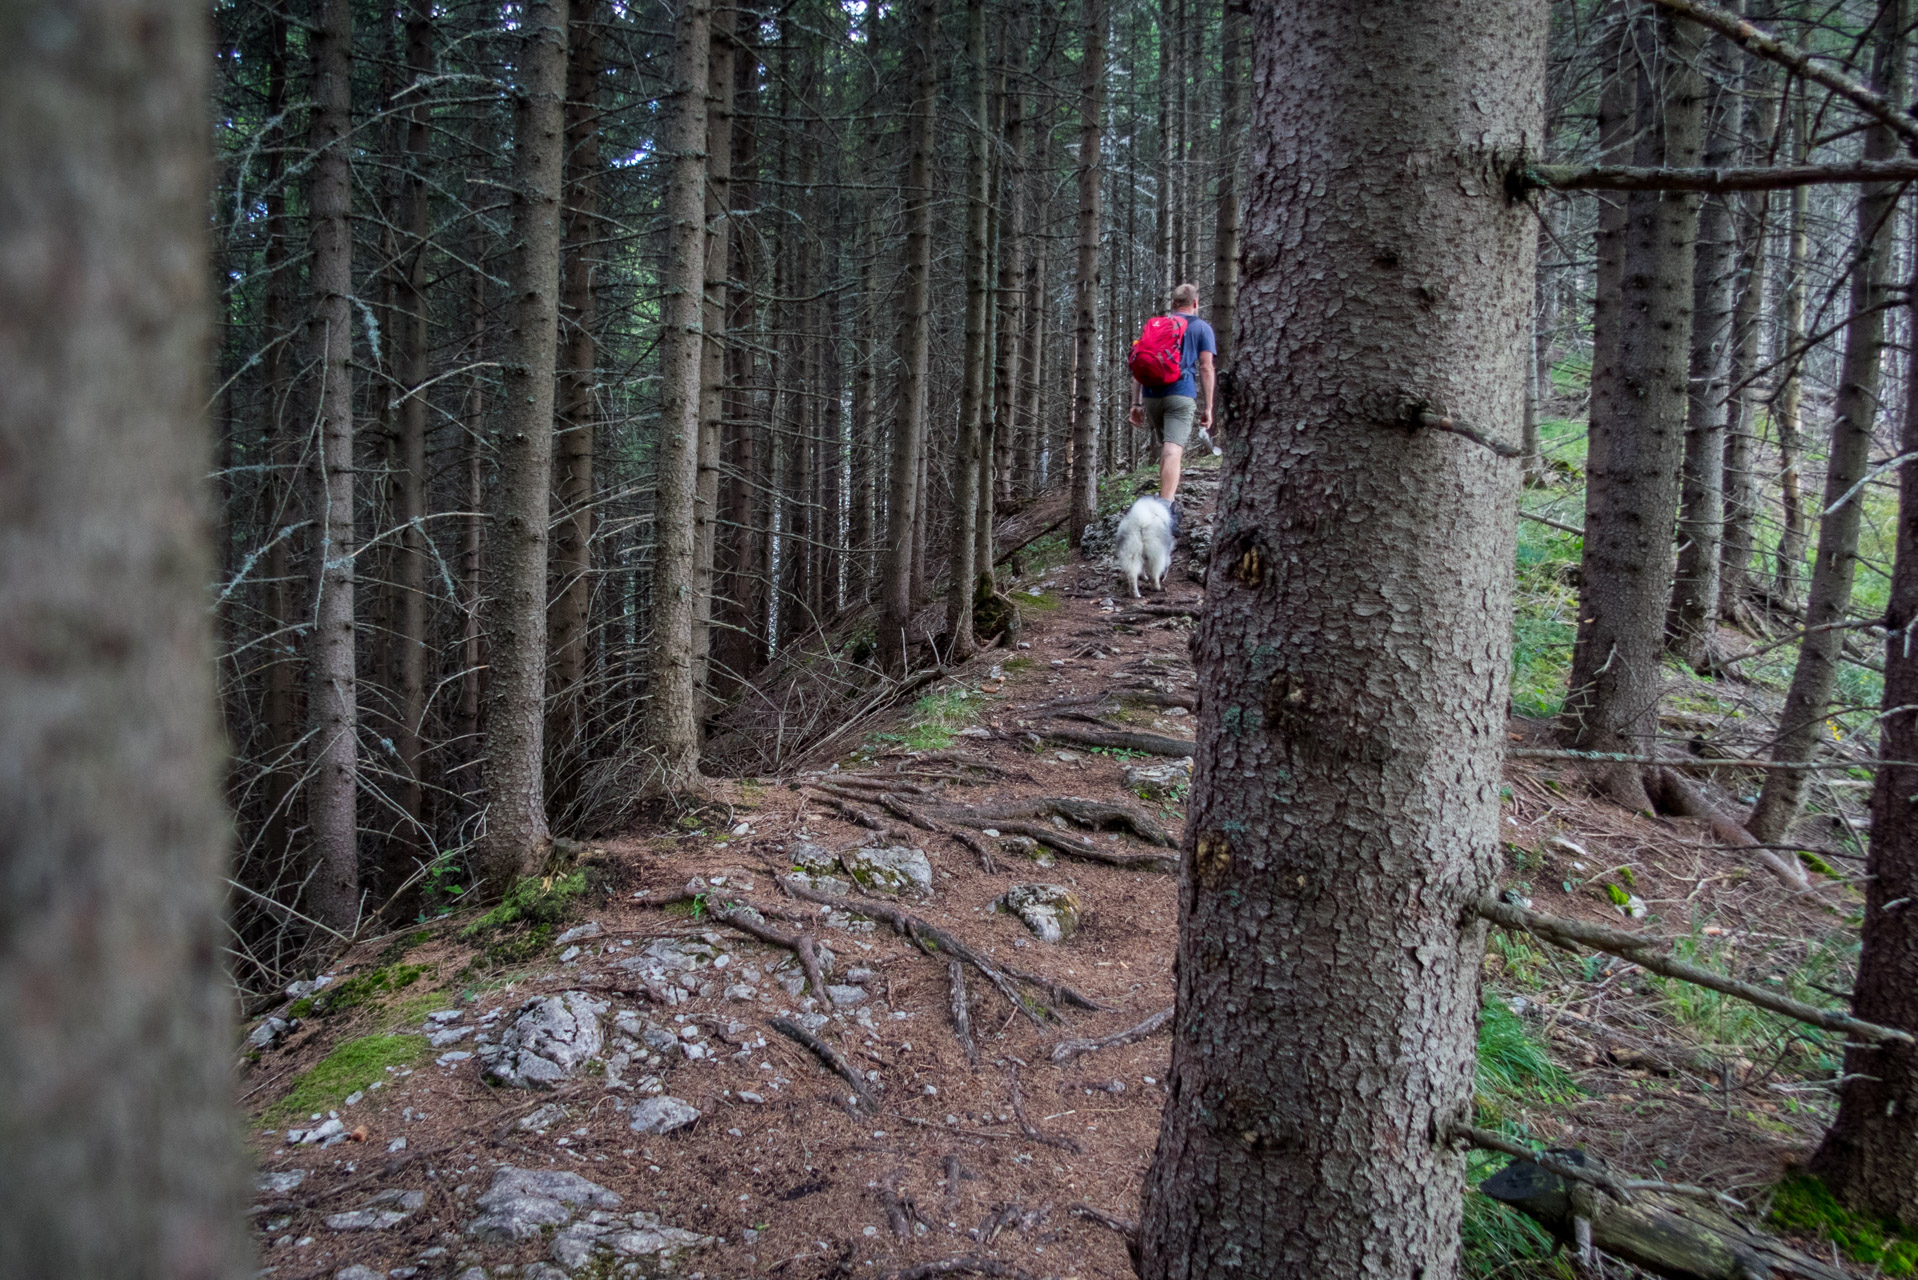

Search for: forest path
xmin=241 ymin=471 xmax=1220 ymax=1280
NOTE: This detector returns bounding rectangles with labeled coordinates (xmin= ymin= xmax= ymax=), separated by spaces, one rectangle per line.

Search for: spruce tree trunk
xmin=1810 ymin=224 xmax=1918 ymax=1220
xmin=1774 ymin=94 xmax=1811 ymax=607
xmin=548 ymin=0 xmax=602 ymax=819
xmin=457 ymin=219 xmax=489 ymax=803
xmin=1210 ymin=0 xmax=1245 ymax=381
xmin=0 ymin=0 xmax=252 ymax=1263
xmin=643 ymin=0 xmax=711 ymax=791
xmin=1016 ymin=107 xmax=1052 ymax=500
xmin=390 ymin=0 xmax=434 ymax=854
xmin=878 ymin=0 xmax=940 ymax=671
xmin=991 ymin=36 xmax=1026 ymax=508
xmin=1750 ymin=3 xmax=1905 ymax=843
xmin=1667 ymin=22 xmax=1740 ymax=670
xmin=946 ymin=0 xmax=991 ymax=657
xmin=1136 ymin=1 xmax=1540 ymax=1272
xmin=477 ymin=0 xmax=568 ymax=884
xmin=305 ymin=0 xmax=361 ymax=929
xmin=1066 ymin=0 xmax=1106 ymax=550
xmin=692 ymin=5 xmax=735 ymax=705
xmin=1559 ymin=10 xmax=1703 ymax=808
xmin=714 ymin=35 xmax=761 ymax=692
xmin=1584 ymin=0 xmax=1634 ymax=559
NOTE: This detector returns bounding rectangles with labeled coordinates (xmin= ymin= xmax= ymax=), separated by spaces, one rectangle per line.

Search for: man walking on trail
xmin=1128 ymin=282 xmax=1216 ymax=507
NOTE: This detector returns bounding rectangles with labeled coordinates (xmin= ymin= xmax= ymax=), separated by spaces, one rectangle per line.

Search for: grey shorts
xmin=1144 ymin=395 xmax=1196 ymax=449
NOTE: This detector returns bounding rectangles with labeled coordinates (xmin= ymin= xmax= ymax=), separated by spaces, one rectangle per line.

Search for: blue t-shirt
xmin=1140 ymin=313 xmax=1217 ymax=399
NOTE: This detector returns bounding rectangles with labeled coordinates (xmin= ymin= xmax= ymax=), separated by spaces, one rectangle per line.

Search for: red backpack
xmin=1128 ymin=313 xmax=1190 ymax=389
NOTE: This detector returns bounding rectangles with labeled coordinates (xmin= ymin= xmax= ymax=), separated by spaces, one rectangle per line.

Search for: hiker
xmin=1127 ymin=282 xmax=1217 ymax=508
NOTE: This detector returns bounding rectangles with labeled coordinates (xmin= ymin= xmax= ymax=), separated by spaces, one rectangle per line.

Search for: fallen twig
xmin=1050 ymin=1006 xmax=1174 ymax=1064
xmin=1009 ymin=1063 xmax=1082 ymax=1153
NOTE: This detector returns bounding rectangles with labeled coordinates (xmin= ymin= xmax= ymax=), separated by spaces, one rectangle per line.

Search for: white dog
xmin=1115 ymin=496 xmax=1175 ymax=598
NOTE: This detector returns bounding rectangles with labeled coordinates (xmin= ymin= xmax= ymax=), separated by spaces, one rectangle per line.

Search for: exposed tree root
xmin=1049 ymin=1005 xmax=1173 ymax=1063
xmin=1040 ymin=726 xmax=1196 ymax=757
xmin=879 ymin=1257 xmax=1030 ymax=1280
xmin=871 ymin=793 xmax=1003 ymax=873
xmin=931 ymin=812 xmax=1177 ymax=871
xmin=1007 ymin=1062 xmax=1081 ymax=1153
xmin=942 ymin=795 xmax=1175 ymax=846
xmin=707 ymin=904 xmax=831 ymax=1005
xmin=769 ymin=1016 xmax=876 ymax=1111
xmin=1642 ymin=765 xmax=1814 ymax=891
xmin=949 ymin=960 xmax=977 ymax=1066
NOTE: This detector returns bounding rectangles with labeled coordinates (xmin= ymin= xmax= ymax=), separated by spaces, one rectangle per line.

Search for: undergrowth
xmin=456 ymin=871 xmax=588 ymax=969
xmin=1464 ymin=994 xmax=1581 ymax=1279
xmin=1770 ymin=1173 xmax=1918 ymax=1275
xmin=867 ymin=685 xmax=984 ymax=753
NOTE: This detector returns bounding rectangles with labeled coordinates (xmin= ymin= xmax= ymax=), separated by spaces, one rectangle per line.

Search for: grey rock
xmin=248 ymin=1015 xmax=293 ymax=1051
xmin=1002 ymin=883 xmax=1084 ymax=944
xmin=551 ymin=1212 xmax=715 ymax=1272
xmin=284 ymin=975 xmax=333 ymax=1000
xmin=430 ymin=1025 xmax=474 ymax=1048
xmin=256 ymin=1169 xmax=307 ymax=1195
xmin=723 ymin=983 xmax=758 ymax=1001
xmin=465 ymin=1167 xmax=621 ymax=1243
xmin=840 ymin=845 xmax=933 ymax=896
xmin=826 ymin=984 xmax=867 ymax=1007
xmin=555 ymin=921 xmax=603 ymax=945
xmin=1080 ymin=511 xmax=1124 ymax=561
xmin=787 ymin=840 xmax=838 ymax=873
xmin=480 ymin=991 xmax=608 ymax=1089
xmin=1123 ymin=758 xmax=1192 ymax=801
xmin=516 ymin=1102 xmax=569 ymax=1132
xmin=642 ymin=1026 xmax=679 ymax=1053
xmin=287 ymin=1117 xmax=346 ymax=1146
xmin=334 ymin=1268 xmax=383 ymax=1280
xmin=627 ymin=1095 xmax=700 ymax=1135
xmin=522 ymin=1266 xmax=570 ymax=1280
xmin=427 ymin=1009 xmax=463 ymax=1024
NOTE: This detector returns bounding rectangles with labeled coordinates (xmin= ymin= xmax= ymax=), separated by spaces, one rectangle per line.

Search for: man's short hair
xmin=1170 ymin=282 xmax=1199 ymax=308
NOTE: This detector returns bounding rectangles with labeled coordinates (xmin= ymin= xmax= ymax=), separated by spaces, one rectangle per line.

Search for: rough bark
xmin=692 ymin=4 xmax=735 ymax=705
xmin=946 ymin=0 xmax=992 ymax=657
xmin=1560 ymin=10 xmax=1703 ymax=808
xmin=1016 ymin=104 xmax=1053 ymax=499
xmin=477 ymin=0 xmax=568 ymax=885
xmin=389 ymin=0 xmax=434 ymax=857
xmin=643 ymin=0 xmax=711 ymax=793
xmin=991 ymin=26 xmax=1027 ymax=508
xmin=1135 ymin=0 xmax=1540 ymax=1273
xmin=878 ymin=0 xmax=939 ymax=671
xmin=0 ymin=0 xmax=253 ymax=1263
xmin=304 ymin=0 xmax=361 ymax=929
xmin=1810 ymin=207 xmax=1918 ymax=1223
xmin=1065 ymin=0 xmax=1106 ymax=550
xmin=1750 ymin=4 xmax=1905 ymax=843
xmin=1210 ymin=0 xmax=1245 ymax=381
xmin=1667 ymin=19 xmax=1740 ymax=669
xmin=457 ymin=211 xmax=488 ymax=801
xmin=1583 ymin=0 xmax=1634 ymax=571
xmin=1773 ymin=93 xmax=1811 ymax=606
xmin=547 ymin=0 xmax=602 ymax=819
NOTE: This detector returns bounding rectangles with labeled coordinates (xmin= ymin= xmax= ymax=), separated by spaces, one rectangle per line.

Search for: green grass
xmin=1512 ymin=508 xmax=1580 ymax=718
xmin=1647 ymin=925 xmax=1851 ymax=1073
xmin=286 ymin=963 xmax=429 ymax=1019
xmin=1770 ymin=1174 xmax=1918 ymax=1275
xmin=868 ymin=685 xmax=984 ymax=753
xmin=270 ymin=1033 xmax=428 ymax=1120
xmin=1463 ymin=996 xmax=1581 ymax=1279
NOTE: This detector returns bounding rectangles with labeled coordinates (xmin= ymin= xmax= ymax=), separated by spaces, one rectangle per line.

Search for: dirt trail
xmin=242 ymin=459 xmax=1860 ymax=1279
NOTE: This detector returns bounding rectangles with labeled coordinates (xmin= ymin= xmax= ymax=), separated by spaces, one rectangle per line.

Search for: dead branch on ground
xmin=1041 ymin=726 xmax=1196 ymax=757
xmin=1049 ymin=1006 xmax=1173 ymax=1063
xmin=1008 ymin=1062 xmax=1082 ymax=1153
xmin=769 ymin=1016 xmax=876 ymax=1111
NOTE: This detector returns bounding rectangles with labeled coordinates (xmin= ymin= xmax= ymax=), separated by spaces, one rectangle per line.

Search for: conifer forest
xmin=33 ymin=0 xmax=1918 ymax=1275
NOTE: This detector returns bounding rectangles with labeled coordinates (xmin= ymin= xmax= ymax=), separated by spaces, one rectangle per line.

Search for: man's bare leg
xmin=1159 ymin=441 xmax=1184 ymax=501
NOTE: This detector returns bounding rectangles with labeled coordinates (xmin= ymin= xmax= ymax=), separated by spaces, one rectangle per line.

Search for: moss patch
xmin=271 ymin=1033 xmax=427 ymax=1120
xmin=1770 ymin=1174 xmax=1918 ymax=1275
xmin=289 ymin=963 xmax=430 ymax=1019
xmin=460 ymin=871 xmax=587 ymax=938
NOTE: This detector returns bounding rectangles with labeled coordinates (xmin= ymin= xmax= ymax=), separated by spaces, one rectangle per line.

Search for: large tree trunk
xmin=1773 ymin=92 xmax=1812 ymax=607
xmin=1065 ymin=0 xmax=1106 ymax=549
xmin=547 ymin=0 xmax=602 ymax=822
xmin=1136 ymin=1 xmax=1541 ymax=1273
xmin=0 ymin=0 xmax=253 ymax=1264
xmin=712 ymin=29 xmax=761 ymax=695
xmin=1015 ymin=102 xmax=1053 ymax=500
xmin=1750 ymin=3 xmax=1906 ymax=843
xmin=476 ymin=0 xmax=568 ymax=885
xmin=1666 ymin=18 xmax=1740 ymax=670
xmin=1810 ymin=208 xmax=1918 ymax=1224
xmin=643 ymin=0 xmax=711 ymax=791
xmin=304 ymin=0 xmax=361 ymax=929
xmin=877 ymin=0 xmax=939 ymax=671
xmin=1582 ymin=0 xmax=1634 ymax=588
xmin=946 ymin=0 xmax=992 ymax=657
xmin=389 ymin=0 xmax=434 ymax=858
xmin=991 ymin=30 xmax=1027 ymax=509
xmin=1559 ymin=8 xmax=1704 ymax=809
xmin=692 ymin=5 xmax=735 ymax=711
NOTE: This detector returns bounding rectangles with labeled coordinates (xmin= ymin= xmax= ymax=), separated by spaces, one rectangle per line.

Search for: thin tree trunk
xmin=1750 ymin=2 xmax=1906 ymax=843
xmin=0 ymin=0 xmax=253 ymax=1262
xmin=457 ymin=212 xmax=488 ymax=800
xmin=644 ymin=0 xmax=711 ymax=791
xmin=1719 ymin=51 xmax=1781 ymax=622
xmin=947 ymin=0 xmax=992 ymax=656
xmin=1774 ymin=91 xmax=1812 ymax=606
xmin=304 ymin=0 xmax=360 ymax=929
xmin=1210 ymin=0 xmax=1245 ymax=383
xmin=1584 ymin=0 xmax=1635 ymax=545
xmin=1560 ymin=9 xmax=1704 ymax=809
xmin=477 ymin=0 xmax=568 ymax=884
xmin=1667 ymin=16 xmax=1741 ymax=669
xmin=714 ymin=28 xmax=761 ymax=692
xmin=1136 ymin=0 xmax=1541 ymax=1271
xmin=548 ymin=0 xmax=602 ymax=820
xmin=1810 ymin=208 xmax=1918 ymax=1222
xmin=388 ymin=0 xmax=434 ymax=858
xmin=1066 ymin=0 xmax=1106 ymax=549
xmin=878 ymin=0 xmax=940 ymax=671
xmin=992 ymin=29 xmax=1026 ymax=508
xmin=692 ymin=5 xmax=735 ymax=709
xmin=1017 ymin=101 xmax=1053 ymax=499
